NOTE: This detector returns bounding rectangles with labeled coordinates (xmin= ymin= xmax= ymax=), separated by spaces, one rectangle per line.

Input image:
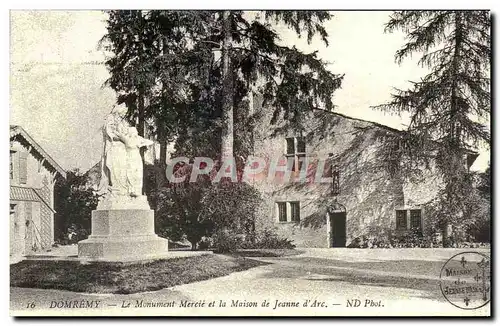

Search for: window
xmin=276 ymin=201 xmax=301 ymax=223
xmin=285 ymin=137 xmax=306 ymax=172
xmin=396 ymin=209 xmax=423 ymax=231
xmin=396 ymin=210 xmax=407 ymax=230
xmin=277 ymin=202 xmax=287 ymax=222
xmin=290 ymin=202 xmax=300 ymax=222
xmin=410 ymin=209 xmax=422 ymax=229
xmin=19 ymin=152 xmax=28 ymax=184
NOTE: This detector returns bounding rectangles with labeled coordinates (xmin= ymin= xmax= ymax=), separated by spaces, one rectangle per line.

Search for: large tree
xmin=101 ymin=11 xmax=343 ymax=243
xmin=375 ymin=11 xmax=490 ymax=236
xmin=101 ymin=10 xmax=343 ymax=165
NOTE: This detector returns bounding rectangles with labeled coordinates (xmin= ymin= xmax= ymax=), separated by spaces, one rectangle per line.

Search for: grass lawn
xmin=10 ymin=254 xmax=266 ymax=294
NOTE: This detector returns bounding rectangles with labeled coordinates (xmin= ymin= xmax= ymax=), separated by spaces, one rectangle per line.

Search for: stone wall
xmin=251 ymin=105 xmax=442 ymax=247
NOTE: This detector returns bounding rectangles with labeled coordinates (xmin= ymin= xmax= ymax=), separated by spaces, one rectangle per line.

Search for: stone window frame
xmin=395 ymin=207 xmax=423 ymax=231
xmin=275 ymin=201 xmax=301 ymax=223
xmin=284 ymin=136 xmax=306 ymax=172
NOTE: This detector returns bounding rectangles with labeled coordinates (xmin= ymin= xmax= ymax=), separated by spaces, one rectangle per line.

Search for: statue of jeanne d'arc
xmin=98 ymin=105 xmax=154 ymax=199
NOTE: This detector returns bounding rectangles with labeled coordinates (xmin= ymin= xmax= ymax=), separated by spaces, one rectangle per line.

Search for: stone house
xmin=249 ymin=102 xmax=478 ymax=248
xmin=10 ymin=125 xmax=66 ymax=260
xmin=82 ymin=98 xmax=478 ymax=249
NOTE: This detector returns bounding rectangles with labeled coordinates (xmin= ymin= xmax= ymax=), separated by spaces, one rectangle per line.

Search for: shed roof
xmin=10 ymin=185 xmax=56 ymax=213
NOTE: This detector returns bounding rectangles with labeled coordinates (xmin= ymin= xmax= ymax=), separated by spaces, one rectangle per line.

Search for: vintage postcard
xmin=9 ymin=9 xmax=491 ymax=317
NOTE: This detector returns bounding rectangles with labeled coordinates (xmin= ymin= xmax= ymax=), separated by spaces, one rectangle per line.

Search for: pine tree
xmin=375 ymin=11 xmax=491 ymax=237
xmin=102 ymin=10 xmax=344 ymax=163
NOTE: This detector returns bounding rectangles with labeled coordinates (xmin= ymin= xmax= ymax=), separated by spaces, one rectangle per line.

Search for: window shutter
xmin=396 ymin=210 xmax=407 ymax=230
xmin=296 ymin=137 xmax=306 ymax=153
xmin=19 ymin=152 xmax=28 ymax=184
xmin=290 ymin=202 xmax=300 ymax=222
xmin=277 ymin=202 xmax=287 ymax=222
xmin=286 ymin=138 xmax=295 ymax=155
xmin=410 ymin=209 xmax=422 ymax=229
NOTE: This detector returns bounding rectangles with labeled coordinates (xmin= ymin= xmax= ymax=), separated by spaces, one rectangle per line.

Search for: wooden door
xmin=330 ymin=212 xmax=346 ymax=247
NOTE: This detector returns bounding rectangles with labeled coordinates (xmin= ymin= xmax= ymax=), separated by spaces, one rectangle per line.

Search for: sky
xmin=9 ymin=10 xmax=490 ymax=172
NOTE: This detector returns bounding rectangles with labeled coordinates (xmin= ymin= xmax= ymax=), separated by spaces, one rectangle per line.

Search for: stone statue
xmin=123 ymin=126 xmax=154 ymax=197
xmin=97 ymin=105 xmax=153 ymax=208
xmin=78 ymin=104 xmax=169 ymax=261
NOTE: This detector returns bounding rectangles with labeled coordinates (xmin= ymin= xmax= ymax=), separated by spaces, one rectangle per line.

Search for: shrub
xmin=53 ymin=169 xmax=100 ymax=243
xmin=349 ymin=228 xmax=437 ymax=248
xmin=211 ymin=229 xmax=296 ymax=252
xmin=212 ymin=230 xmax=241 ymax=253
xmin=241 ymin=229 xmax=296 ymax=250
xmin=154 ymin=166 xmax=262 ymax=250
xmin=197 ymin=236 xmax=214 ymax=250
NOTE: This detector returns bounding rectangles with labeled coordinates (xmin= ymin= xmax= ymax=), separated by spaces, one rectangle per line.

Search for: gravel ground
xmin=11 ymin=248 xmax=491 ymax=317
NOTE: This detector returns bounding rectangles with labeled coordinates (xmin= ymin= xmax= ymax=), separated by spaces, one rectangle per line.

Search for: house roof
xmin=10 ymin=186 xmax=56 ymax=213
xmin=312 ymin=108 xmax=402 ymax=133
xmin=10 ymin=125 xmax=66 ymax=179
xmin=312 ymin=108 xmax=479 ymax=165
xmin=10 ymin=185 xmax=39 ymax=202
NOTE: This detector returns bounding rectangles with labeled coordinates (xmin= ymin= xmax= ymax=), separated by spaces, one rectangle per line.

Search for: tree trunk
xmin=158 ymin=122 xmax=167 ymax=188
xmin=450 ymin=11 xmax=463 ymax=148
xmin=137 ymin=90 xmax=146 ymax=195
xmin=220 ymin=10 xmax=234 ymax=161
xmin=136 ymin=10 xmax=148 ymax=196
xmin=188 ymin=237 xmax=199 ymax=251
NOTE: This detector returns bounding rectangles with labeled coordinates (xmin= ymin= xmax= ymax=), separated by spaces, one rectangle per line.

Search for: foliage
xmin=465 ymin=166 xmax=491 ymax=242
xmin=349 ymin=228 xmax=432 ymax=248
xmin=101 ymin=10 xmax=343 ymax=157
xmin=153 ymin=163 xmax=262 ymax=250
xmin=240 ymin=229 xmax=296 ymax=250
xmin=201 ymin=180 xmax=262 ymax=231
xmin=53 ymin=170 xmax=101 ymax=244
xmin=476 ymin=164 xmax=491 ymax=200
xmin=101 ymin=11 xmax=343 ymax=247
xmin=153 ymin=185 xmax=215 ymax=250
xmin=212 ymin=231 xmax=244 ymax=253
xmin=212 ymin=228 xmax=296 ymax=253
xmin=349 ymin=218 xmax=490 ymax=248
xmin=374 ymin=11 xmax=490 ymax=230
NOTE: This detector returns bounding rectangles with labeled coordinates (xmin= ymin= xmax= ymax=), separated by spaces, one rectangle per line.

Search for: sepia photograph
xmin=8 ymin=7 xmax=491 ymax=317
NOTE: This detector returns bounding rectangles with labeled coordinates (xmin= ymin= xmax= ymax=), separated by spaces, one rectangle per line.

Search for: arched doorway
xmin=327 ymin=200 xmax=346 ymax=248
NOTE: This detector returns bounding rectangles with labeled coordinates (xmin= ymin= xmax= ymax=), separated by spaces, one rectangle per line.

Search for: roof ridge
xmin=10 ymin=125 xmax=66 ymax=179
xmin=311 ymin=108 xmax=402 ymax=133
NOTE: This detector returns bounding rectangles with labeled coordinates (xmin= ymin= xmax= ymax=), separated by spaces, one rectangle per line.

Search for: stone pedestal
xmin=78 ymin=196 xmax=168 ymax=262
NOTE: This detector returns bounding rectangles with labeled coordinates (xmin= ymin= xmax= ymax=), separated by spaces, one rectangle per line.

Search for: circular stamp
xmin=439 ymin=251 xmax=490 ymax=310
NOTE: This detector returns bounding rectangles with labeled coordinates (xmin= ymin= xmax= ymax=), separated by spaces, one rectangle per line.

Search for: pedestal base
xmin=78 ymin=209 xmax=168 ymax=262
